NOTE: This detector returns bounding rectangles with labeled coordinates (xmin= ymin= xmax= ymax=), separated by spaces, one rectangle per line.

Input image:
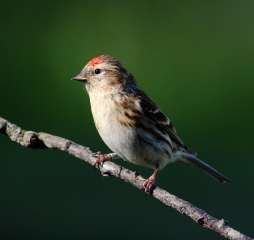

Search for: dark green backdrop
xmin=0 ymin=1 xmax=253 ymax=239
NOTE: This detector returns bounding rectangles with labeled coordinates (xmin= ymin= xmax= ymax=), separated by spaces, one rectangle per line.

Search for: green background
xmin=0 ymin=0 xmax=253 ymax=239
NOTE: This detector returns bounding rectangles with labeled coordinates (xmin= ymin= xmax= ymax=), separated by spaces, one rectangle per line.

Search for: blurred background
xmin=0 ymin=0 xmax=253 ymax=239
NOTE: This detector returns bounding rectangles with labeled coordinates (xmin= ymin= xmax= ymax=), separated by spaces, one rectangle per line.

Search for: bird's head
xmin=72 ymin=55 xmax=135 ymax=93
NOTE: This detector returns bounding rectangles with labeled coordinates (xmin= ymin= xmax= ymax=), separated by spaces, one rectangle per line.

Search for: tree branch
xmin=0 ymin=116 xmax=252 ymax=240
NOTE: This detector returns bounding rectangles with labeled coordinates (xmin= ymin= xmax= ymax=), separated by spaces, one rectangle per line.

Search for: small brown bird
xmin=73 ymin=55 xmax=230 ymax=192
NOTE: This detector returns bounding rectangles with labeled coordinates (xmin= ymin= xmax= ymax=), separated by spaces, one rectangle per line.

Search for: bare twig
xmin=0 ymin=116 xmax=252 ymax=240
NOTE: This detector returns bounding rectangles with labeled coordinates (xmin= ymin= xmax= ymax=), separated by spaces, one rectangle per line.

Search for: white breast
xmin=89 ymin=90 xmax=139 ymax=162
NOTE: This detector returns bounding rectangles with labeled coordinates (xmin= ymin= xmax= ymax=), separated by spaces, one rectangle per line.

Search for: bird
xmin=72 ymin=54 xmax=230 ymax=192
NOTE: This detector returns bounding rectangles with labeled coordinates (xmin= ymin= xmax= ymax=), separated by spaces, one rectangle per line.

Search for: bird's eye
xmin=94 ymin=69 xmax=101 ymax=74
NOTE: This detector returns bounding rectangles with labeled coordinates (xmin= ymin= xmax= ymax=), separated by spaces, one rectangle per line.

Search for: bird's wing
xmin=135 ymin=89 xmax=190 ymax=152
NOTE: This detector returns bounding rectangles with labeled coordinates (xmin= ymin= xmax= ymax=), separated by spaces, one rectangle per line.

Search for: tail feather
xmin=174 ymin=151 xmax=231 ymax=183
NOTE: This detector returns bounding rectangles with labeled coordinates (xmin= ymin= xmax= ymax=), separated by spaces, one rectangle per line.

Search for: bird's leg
xmin=143 ymin=167 xmax=158 ymax=193
xmin=95 ymin=152 xmax=113 ymax=167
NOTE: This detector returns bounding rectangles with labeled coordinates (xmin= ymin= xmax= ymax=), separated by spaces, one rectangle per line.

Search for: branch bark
xmin=0 ymin=116 xmax=252 ymax=240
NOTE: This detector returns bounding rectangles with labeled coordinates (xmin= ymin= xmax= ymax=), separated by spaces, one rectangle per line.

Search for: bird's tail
xmin=174 ymin=151 xmax=231 ymax=183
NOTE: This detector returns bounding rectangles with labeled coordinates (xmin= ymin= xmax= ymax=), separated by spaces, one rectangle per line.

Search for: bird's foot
xmin=143 ymin=175 xmax=156 ymax=193
xmin=95 ymin=153 xmax=112 ymax=167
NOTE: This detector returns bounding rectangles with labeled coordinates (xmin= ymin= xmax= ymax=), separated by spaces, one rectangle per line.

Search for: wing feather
xmin=133 ymin=89 xmax=190 ymax=152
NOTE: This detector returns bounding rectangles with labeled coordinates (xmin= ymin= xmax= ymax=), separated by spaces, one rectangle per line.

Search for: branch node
xmin=64 ymin=140 xmax=72 ymax=151
xmin=197 ymin=216 xmax=205 ymax=226
xmin=29 ymin=133 xmax=47 ymax=149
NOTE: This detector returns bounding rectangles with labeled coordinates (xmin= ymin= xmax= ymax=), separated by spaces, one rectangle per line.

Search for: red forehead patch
xmin=88 ymin=55 xmax=104 ymax=66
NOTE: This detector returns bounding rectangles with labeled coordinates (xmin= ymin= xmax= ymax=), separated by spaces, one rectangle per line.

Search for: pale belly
xmin=93 ymin=106 xmax=143 ymax=165
xmin=89 ymin=92 xmax=172 ymax=170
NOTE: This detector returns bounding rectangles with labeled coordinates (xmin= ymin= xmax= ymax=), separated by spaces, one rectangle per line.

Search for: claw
xmin=143 ymin=176 xmax=156 ymax=193
xmin=95 ymin=154 xmax=112 ymax=167
xmin=143 ymin=167 xmax=158 ymax=193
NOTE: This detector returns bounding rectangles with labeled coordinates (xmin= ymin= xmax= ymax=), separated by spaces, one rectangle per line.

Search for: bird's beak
xmin=72 ymin=74 xmax=87 ymax=82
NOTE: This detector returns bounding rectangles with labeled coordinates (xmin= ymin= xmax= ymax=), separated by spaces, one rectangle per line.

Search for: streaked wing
xmin=135 ymin=89 xmax=189 ymax=152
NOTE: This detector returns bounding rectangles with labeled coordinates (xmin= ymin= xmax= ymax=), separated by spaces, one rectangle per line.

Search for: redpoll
xmin=73 ymin=55 xmax=230 ymax=192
